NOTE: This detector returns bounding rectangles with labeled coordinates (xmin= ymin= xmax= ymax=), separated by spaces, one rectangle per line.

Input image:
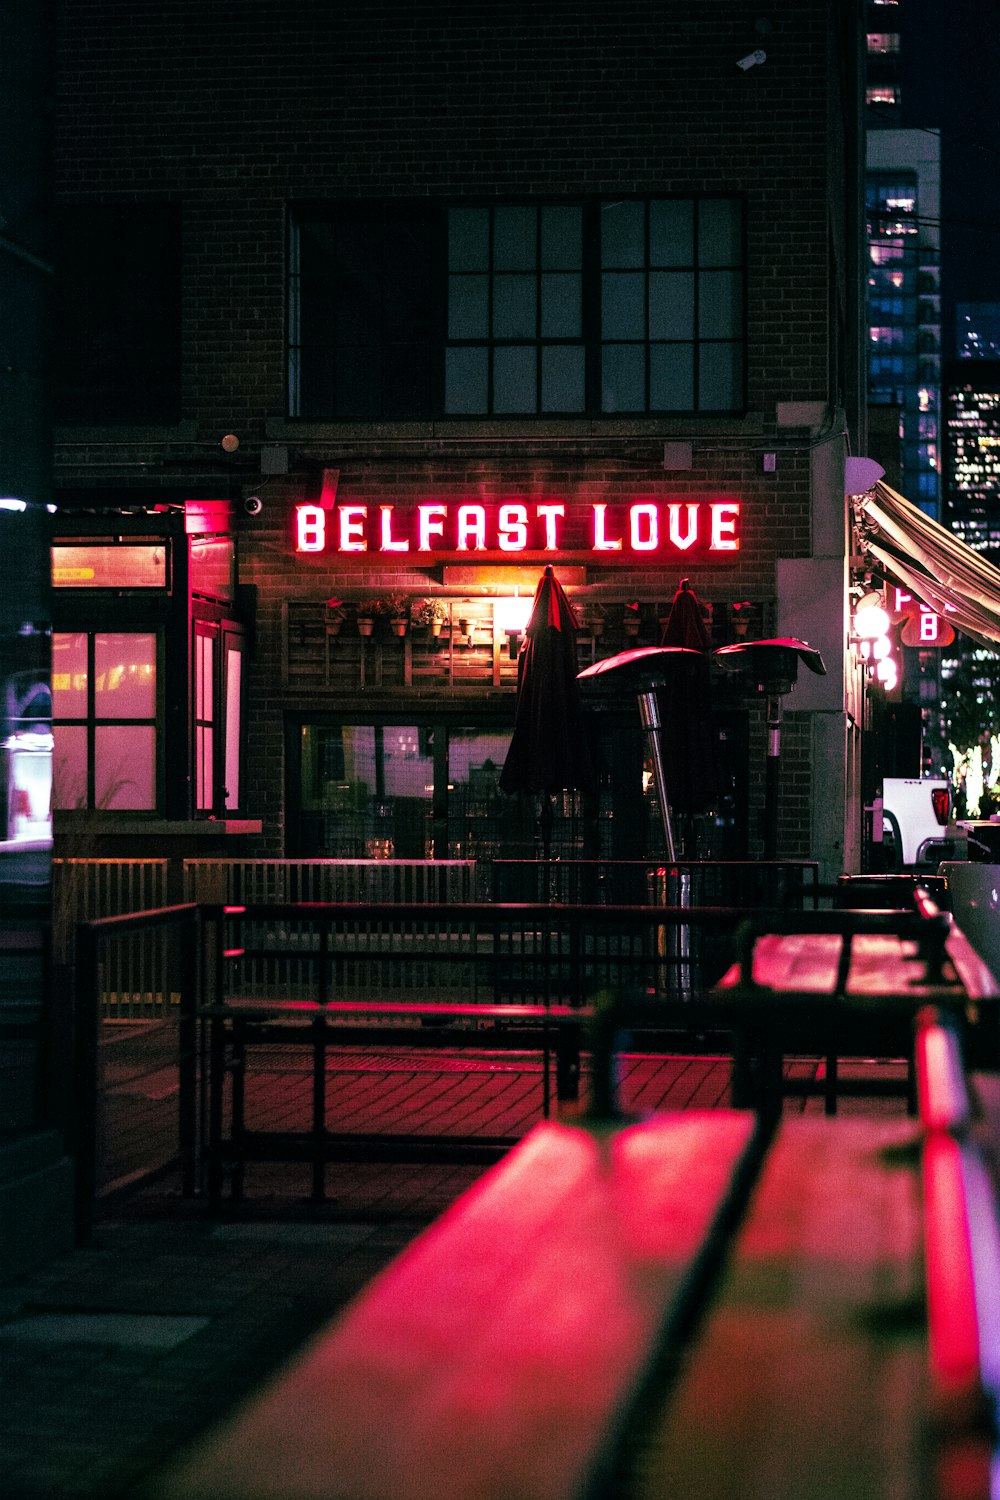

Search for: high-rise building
xmin=944 ymin=359 xmax=1000 ymax=553
xmin=865 ymin=129 xmax=941 ymax=516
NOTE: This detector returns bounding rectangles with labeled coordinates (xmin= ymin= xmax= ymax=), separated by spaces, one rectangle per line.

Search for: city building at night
xmin=47 ymin=3 xmax=868 ymax=889
xmin=944 ymin=359 xmax=1000 ymax=555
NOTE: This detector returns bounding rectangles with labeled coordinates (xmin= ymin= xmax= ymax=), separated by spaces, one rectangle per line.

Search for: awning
xmin=855 ymin=481 xmax=1000 ymax=652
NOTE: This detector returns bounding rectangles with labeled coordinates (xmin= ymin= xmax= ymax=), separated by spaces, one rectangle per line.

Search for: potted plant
xmin=586 ymin=603 xmax=606 ymax=638
xmin=356 ymin=599 xmax=382 ymax=637
xmin=732 ymin=600 xmax=752 ymax=638
xmin=384 ymin=592 xmax=410 ymax=637
xmin=623 ymin=602 xmax=642 ymax=638
xmin=324 ymin=597 xmax=347 ymax=637
xmin=412 ymin=598 xmax=446 ymax=637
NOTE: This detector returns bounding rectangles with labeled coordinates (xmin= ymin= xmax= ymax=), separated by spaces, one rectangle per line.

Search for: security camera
xmin=736 ymin=49 xmax=766 ymax=69
xmin=243 ymin=495 xmax=263 ymax=516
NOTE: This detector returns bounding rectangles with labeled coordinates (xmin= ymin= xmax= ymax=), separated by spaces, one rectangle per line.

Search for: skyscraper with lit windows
xmin=865 ymin=129 xmax=941 ymax=516
xmin=944 ymin=360 xmax=1000 ymax=554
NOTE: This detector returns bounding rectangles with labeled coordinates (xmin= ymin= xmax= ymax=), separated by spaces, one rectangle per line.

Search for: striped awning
xmin=855 ymin=481 xmax=1000 ymax=652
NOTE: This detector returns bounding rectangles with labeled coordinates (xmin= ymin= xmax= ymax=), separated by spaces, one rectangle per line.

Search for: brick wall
xmin=52 ymin=0 xmax=861 ymax=859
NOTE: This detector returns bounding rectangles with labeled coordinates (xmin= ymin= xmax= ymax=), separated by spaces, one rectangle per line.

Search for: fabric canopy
xmin=856 ymin=481 xmax=1000 ymax=652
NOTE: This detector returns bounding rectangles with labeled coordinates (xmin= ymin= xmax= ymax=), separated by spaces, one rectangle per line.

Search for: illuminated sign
xmin=890 ymin=587 xmax=957 ymax=649
xmin=294 ymin=500 xmax=741 ymax=560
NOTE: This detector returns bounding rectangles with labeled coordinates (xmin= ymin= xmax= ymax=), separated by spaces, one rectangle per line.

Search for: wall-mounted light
xmin=494 ymin=595 xmax=533 ymax=658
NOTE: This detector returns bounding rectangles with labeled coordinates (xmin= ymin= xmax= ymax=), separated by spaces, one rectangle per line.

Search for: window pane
xmin=699 ymin=342 xmax=743 ymax=410
xmin=94 ymin=634 xmax=156 ymax=719
xmin=601 ymin=201 xmax=644 ymax=268
xmin=197 ymin=725 xmax=214 ymax=811
xmin=649 ymin=272 xmax=694 ymax=339
xmin=650 ymin=344 xmax=694 ymax=409
xmin=541 ymin=206 xmax=582 ymax=270
xmin=448 ymin=275 xmax=489 ymax=338
xmin=95 ymin=726 xmax=156 ymax=809
xmin=197 ymin=634 xmax=214 ymax=722
xmin=449 ymin=208 xmax=489 ymax=271
xmin=541 ymin=346 xmax=585 ymax=412
xmin=225 ymin=648 xmax=242 ymax=812
xmin=699 ymin=269 xmax=742 ymax=337
xmin=445 ymin=346 xmax=488 ymax=412
xmin=493 ymin=274 xmax=536 ymax=338
xmin=52 ymin=725 xmax=87 ymax=810
xmin=602 ymin=344 xmax=645 ymax=412
xmin=699 ymin=200 xmax=742 ymax=266
xmin=650 ymin=201 xmax=694 ymax=266
xmin=540 ymin=274 xmax=581 ymax=338
xmin=51 ymin=633 xmax=88 ymax=718
xmin=602 ymin=272 xmax=645 ymax=339
xmin=493 ymin=207 xmax=536 ymax=271
xmin=493 ymin=346 xmax=536 ymax=412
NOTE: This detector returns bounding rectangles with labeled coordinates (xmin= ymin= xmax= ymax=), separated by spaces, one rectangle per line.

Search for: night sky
xmin=894 ymin=0 xmax=1000 ymax=346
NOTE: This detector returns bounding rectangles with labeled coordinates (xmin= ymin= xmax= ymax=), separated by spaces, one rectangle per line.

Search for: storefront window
xmin=52 ymin=631 xmax=158 ymax=811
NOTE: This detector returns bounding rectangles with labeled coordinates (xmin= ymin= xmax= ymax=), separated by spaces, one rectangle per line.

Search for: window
xmin=867 ymin=33 xmax=901 ymax=52
xmin=866 ymin=86 xmax=901 ymax=106
xmin=288 ymin=197 xmax=745 ymax=419
xmin=54 ymin=206 xmax=181 ymax=424
xmin=51 ymin=632 xmax=158 ymax=810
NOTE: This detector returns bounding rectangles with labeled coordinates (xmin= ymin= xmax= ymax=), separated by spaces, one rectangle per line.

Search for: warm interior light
xmin=876 ymin=658 xmax=898 ymax=687
xmin=494 ymin=596 xmax=534 ymax=634
xmin=872 ymin=635 xmax=891 ymax=660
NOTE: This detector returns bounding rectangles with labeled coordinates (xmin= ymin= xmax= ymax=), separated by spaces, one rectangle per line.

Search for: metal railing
xmin=183 ymin=858 xmax=479 ymax=905
xmin=73 ymin=905 xmax=200 ymax=1239
xmin=53 ymin=858 xmax=171 ymax=1019
xmin=206 ymin=900 xmax=758 ymax=1010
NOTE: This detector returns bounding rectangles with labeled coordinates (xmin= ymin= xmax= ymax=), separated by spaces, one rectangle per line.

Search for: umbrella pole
xmin=637 ymin=689 xmax=677 ymax=861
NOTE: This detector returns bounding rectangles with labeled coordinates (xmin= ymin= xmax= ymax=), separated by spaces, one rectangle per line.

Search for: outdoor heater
xmin=714 ymin=637 xmax=826 ymax=859
xmin=577 ymin=645 xmax=703 ymax=861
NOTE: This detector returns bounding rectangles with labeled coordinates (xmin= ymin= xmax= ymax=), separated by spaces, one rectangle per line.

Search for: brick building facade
xmin=49 ymin=1 xmax=868 ymax=879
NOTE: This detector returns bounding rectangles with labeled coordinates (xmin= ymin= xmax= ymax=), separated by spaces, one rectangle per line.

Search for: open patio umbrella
xmin=499 ymin=565 xmax=596 ymax=858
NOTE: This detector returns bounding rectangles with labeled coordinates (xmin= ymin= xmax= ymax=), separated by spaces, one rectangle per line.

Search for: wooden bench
xmin=150 ymin=1108 xmax=765 ymax=1500
xmin=201 ymin=997 xmax=591 ymax=1204
xmin=709 ymin=893 xmax=1000 ymax=1115
xmin=154 ymin=1002 xmax=1000 ymax=1500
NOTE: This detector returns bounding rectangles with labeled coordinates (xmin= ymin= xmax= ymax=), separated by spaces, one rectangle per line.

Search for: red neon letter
xmin=379 ymin=505 xmax=409 ymax=552
xmin=920 ymin=612 xmax=940 ymax=642
xmin=710 ymin=502 xmax=740 ymax=552
xmin=339 ymin=505 xmax=367 ymax=552
xmin=457 ymin=505 xmax=486 ymax=551
xmin=536 ymin=504 xmax=565 ymax=550
xmin=418 ymin=504 xmax=447 ymax=551
xmin=895 ymin=588 xmax=913 ymax=612
xmin=592 ymin=504 xmax=623 ymax=551
xmin=296 ymin=505 xmax=325 ymax=552
xmin=668 ymin=504 xmax=699 ymax=551
xmin=629 ymin=503 xmax=658 ymax=552
xmin=498 ymin=504 xmax=528 ymax=552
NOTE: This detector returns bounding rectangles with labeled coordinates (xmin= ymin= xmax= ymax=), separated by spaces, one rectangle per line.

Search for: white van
xmin=881 ymin=777 xmax=966 ymax=870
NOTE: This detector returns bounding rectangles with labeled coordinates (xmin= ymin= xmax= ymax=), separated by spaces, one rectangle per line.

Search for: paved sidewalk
xmin=0 ymin=1051 xmax=909 ymax=1499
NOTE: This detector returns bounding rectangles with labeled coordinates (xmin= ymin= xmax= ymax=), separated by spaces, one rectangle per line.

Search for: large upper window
xmin=54 ymin=206 xmax=182 ymax=425
xmin=288 ymin=198 xmax=745 ymax=419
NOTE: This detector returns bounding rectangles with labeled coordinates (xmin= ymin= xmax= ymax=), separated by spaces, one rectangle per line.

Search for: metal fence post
xmin=72 ymin=922 xmax=100 ymax=1244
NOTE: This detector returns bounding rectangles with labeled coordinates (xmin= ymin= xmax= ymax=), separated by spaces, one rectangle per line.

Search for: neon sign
xmin=891 ymin=587 xmax=957 ymax=649
xmin=294 ymin=500 xmax=741 ymax=559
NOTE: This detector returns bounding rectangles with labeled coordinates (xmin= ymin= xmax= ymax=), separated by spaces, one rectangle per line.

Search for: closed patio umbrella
xmin=499 ymin=566 xmax=596 ymax=858
xmin=658 ymin=579 xmax=718 ymax=830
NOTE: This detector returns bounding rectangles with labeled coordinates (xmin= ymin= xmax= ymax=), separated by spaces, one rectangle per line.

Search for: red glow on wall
xmin=923 ymin=1133 xmax=981 ymax=1407
xmin=293 ymin=500 xmax=741 ymax=560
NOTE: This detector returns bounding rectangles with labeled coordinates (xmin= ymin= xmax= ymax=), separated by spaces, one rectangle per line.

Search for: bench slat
xmin=633 ymin=1117 xmax=927 ymax=1499
xmin=157 ymin=1112 xmax=756 ymax=1500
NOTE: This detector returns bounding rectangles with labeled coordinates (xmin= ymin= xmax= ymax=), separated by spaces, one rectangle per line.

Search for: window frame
xmin=287 ymin=195 xmax=747 ymax=421
xmin=51 ymin=629 xmax=162 ymax=814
